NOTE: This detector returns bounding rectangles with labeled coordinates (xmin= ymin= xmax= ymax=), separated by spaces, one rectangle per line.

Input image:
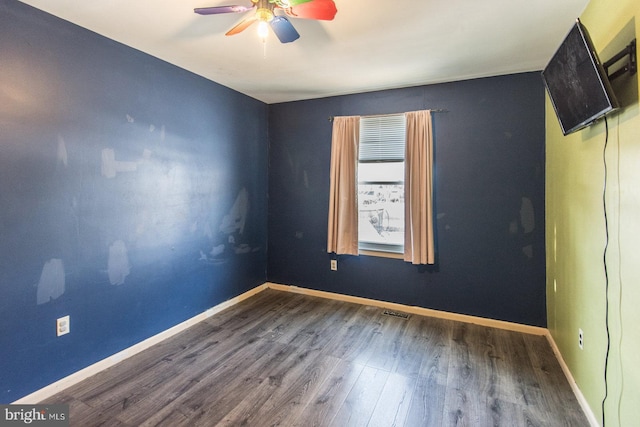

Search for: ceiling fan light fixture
xmin=257 ymin=20 xmax=269 ymax=39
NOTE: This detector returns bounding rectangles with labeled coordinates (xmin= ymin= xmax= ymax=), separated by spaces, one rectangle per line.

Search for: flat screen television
xmin=542 ymin=19 xmax=619 ymax=135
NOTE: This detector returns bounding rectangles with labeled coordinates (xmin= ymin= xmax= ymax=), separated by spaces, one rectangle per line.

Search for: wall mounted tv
xmin=542 ymin=19 xmax=619 ymax=135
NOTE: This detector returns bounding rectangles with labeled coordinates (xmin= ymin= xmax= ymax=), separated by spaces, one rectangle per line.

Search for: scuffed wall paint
xmin=0 ymin=1 xmax=268 ymax=402
xmin=36 ymin=259 xmax=65 ymax=305
xmin=268 ymin=73 xmax=546 ymax=326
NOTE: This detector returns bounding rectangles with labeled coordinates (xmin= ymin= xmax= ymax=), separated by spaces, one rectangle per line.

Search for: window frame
xmin=357 ymin=114 xmax=406 ymax=257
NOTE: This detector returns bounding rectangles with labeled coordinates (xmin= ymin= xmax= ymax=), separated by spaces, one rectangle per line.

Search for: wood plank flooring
xmin=43 ymin=289 xmax=588 ymax=426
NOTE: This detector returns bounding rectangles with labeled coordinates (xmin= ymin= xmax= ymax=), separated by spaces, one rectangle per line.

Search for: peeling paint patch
xmin=108 ymin=240 xmax=130 ymax=285
xmin=295 ymin=231 xmax=304 ymax=239
xmin=522 ymin=245 xmax=533 ymax=259
xmin=211 ymin=244 xmax=225 ymax=257
xmin=36 ymin=258 xmax=65 ymax=305
xmin=509 ymin=220 xmax=519 ymax=234
xmin=101 ymin=148 xmax=138 ymax=178
xmin=57 ymin=135 xmax=68 ymax=167
xmin=203 ymin=222 xmax=213 ymax=239
xmin=520 ymin=197 xmax=535 ymax=233
xmin=220 ymin=188 xmax=249 ymax=235
xmin=235 ymin=244 xmax=251 ymax=254
xmin=126 ymin=114 xmax=135 ymax=123
xmin=437 ymin=213 xmax=446 ymax=219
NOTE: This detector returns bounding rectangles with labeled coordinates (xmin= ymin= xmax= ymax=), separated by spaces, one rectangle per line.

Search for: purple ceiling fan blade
xmin=194 ymin=5 xmax=253 ymax=15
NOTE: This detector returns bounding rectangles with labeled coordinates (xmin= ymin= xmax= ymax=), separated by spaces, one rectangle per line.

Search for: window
xmin=327 ymin=111 xmax=434 ymax=264
xmin=358 ymin=114 xmax=406 ymax=255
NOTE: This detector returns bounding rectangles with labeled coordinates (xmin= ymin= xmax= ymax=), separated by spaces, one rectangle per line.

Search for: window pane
xmin=358 ymin=162 xmax=404 ymax=183
xmin=358 ymin=183 xmax=404 ymax=248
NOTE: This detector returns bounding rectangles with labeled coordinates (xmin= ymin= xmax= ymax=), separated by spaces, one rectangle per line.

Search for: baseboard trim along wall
xmin=266 ymin=282 xmax=547 ymax=335
xmin=544 ymin=332 xmax=600 ymax=427
xmin=14 ymin=280 xmax=597 ymax=425
xmin=265 ymin=282 xmax=598 ymax=426
xmin=13 ymin=284 xmax=269 ymax=404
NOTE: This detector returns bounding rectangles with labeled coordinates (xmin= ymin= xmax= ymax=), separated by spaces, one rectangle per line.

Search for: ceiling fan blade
xmin=194 ymin=5 xmax=253 ymax=15
xmin=287 ymin=0 xmax=337 ymax=20
xmin=225 ymin=16 xmax=258 ymax=35
xmin=270 ymin=16 xmax=300 ymax=43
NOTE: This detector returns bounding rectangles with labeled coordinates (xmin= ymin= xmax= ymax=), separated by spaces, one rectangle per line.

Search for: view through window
xmin=358 ymin=115 xmax=406 ymax=254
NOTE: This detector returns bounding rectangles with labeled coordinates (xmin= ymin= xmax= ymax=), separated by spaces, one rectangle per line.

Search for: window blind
xmin=358 ymin=114 xmax=406 ymax=162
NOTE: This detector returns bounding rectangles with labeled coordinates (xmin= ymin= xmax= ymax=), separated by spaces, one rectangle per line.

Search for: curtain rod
xmin=328 ymin=109 xmax=448 ymax=121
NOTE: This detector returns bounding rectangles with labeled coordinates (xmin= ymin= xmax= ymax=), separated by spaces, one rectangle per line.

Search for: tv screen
xmin=542 ymin=19 xmax=619 ymax=135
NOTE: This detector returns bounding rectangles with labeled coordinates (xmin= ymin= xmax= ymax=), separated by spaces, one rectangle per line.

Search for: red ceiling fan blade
xmin=225 ymin=16 xmax=258 ymax=35
xmin=286 ymin=0 xmax=337 ymax=20
xmin=194 ymin=5 xmax=254 ymax=15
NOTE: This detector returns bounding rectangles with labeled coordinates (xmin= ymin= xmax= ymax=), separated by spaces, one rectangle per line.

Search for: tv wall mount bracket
xmin=604 ymin=39 xmax=636 ymax=81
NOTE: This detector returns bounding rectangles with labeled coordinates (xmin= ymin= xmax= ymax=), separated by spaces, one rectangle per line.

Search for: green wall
xmin=546 ymin=0 xmax=640 ymax=425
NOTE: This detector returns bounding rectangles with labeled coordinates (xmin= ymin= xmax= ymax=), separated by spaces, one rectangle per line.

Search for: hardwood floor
xmin=44 ymin=289 xmax=588 ymax=426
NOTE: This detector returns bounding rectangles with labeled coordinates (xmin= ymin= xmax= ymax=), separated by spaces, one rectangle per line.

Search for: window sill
xmin=358 ymin=249 xmax=404 ymax=260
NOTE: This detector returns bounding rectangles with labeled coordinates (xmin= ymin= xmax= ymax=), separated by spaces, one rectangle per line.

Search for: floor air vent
xmin=382 ymin=309 xmax=410 ymax=319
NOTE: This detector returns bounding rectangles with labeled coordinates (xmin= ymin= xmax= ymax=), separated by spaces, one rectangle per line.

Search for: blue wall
xmin=1 ymin=0 xmax=547 ymax=404
xmin=0 ymin=1 xmax=268 ymax=402
xmin=267 ymin=73 xmax=546 ymax=327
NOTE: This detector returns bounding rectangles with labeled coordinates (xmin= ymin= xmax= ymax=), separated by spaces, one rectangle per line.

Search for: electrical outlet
xmin=57 ymin=316 xmax=70 ymax=337
xmin=578 ymin=328 xmax=584 ymax=350
xmin=330 ymin=259 xmax=337 ymax=271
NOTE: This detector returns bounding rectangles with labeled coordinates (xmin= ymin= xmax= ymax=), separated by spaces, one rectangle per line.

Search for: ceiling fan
xmin=194 ymin=0 xmax=337 ymax=43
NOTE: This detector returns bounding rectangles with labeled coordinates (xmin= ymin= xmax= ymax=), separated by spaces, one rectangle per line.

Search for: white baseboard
xmin=544 ymin=332 xmax=600 ymax=427
xmin=15 ymin=280 xmax=597 ymax=427
xmin=12 ymin=284 xmax=268 ymax=404
xmin=265 ymin=282 xmax=547 ymax=336
xmin=266 ymin=282 xmax=598 ymax=425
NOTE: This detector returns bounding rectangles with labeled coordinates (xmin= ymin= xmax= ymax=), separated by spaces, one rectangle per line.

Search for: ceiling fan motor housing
xmin=256 ymin=0 xmax=275 ymax=21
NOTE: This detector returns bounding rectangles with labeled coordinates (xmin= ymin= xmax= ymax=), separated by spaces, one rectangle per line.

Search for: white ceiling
xmin=19 ymin=0 xmax=589 ymax=104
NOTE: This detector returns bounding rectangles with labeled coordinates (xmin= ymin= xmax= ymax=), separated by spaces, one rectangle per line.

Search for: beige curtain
xmin=404 ymin=110 xmax=435 ymax=264
xmin=327 ymin=116 xmax=360 ymax=255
